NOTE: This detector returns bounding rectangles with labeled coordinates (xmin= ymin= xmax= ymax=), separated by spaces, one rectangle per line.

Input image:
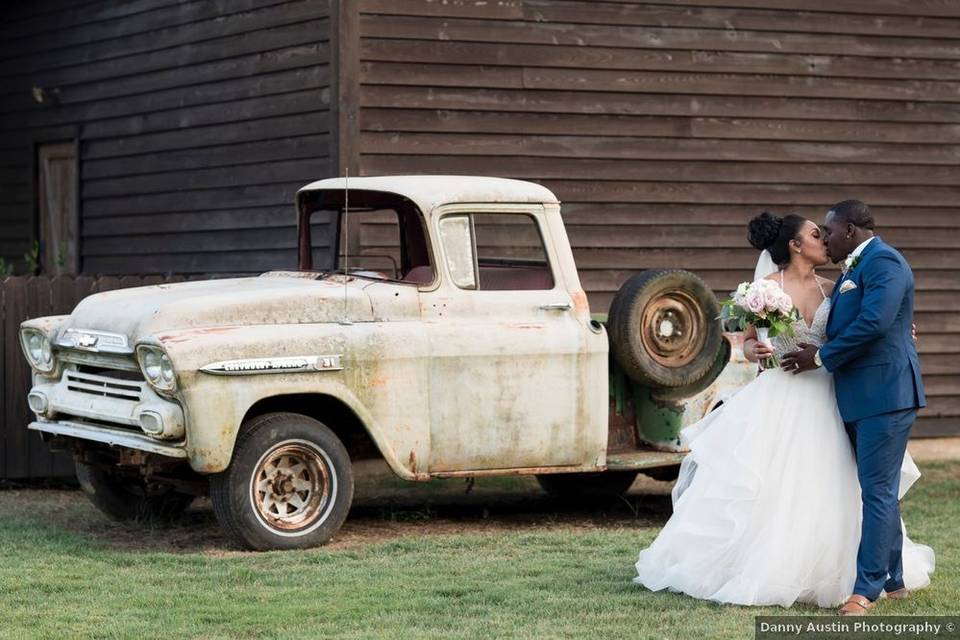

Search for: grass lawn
xmin=0 ymin=460 xmax=955 ymax=640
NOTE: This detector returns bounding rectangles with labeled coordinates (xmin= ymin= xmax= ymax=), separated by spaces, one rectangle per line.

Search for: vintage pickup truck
xmin=20 ymin=176 xmax=751 ymax=550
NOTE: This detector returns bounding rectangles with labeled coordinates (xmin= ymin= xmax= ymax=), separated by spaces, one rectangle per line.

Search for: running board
xmin=605 ymin=450 xmax=686 ymax=470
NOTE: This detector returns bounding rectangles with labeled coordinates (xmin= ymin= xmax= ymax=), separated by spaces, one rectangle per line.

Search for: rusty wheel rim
xmin=638 ymin=289 xmax=706 ymax=368
xmin=250 ymin=439 xmax=334 ymax=535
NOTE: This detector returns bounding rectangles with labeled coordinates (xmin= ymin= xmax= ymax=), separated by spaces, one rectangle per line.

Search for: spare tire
xmin=651 ymin=335 xmax=731 ymax=402
xmin=608 ymin=269 xmax=722 ymax=388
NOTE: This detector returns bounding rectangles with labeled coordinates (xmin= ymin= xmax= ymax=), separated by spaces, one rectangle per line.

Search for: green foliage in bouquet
xmin=718 ymin=297 xmax=800 ymax=339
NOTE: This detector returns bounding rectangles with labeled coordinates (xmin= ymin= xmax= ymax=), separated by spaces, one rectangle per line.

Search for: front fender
xmin=157 ymin=324 xmax=430 ymax=479
xmin=180 ymin=374 xmax=422 ymax=478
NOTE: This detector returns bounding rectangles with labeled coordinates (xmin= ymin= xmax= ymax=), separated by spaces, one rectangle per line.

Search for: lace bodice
xmin=772 ymin=297 xmax=831 ymax=358
xmin=769 ymin=271 xmax=831 ymax=358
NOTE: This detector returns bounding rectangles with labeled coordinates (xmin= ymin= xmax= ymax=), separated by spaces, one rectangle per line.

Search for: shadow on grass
xmin=2 ymin=459 xmax=954 ymax=557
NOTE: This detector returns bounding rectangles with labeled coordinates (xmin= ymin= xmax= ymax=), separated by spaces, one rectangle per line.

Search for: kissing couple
xmin=633 ymin=200 xmax=935 ymax=614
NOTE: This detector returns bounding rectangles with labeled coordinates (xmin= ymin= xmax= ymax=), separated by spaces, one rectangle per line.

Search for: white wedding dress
xmin=633 ymin=277 xmax=936 ymax=608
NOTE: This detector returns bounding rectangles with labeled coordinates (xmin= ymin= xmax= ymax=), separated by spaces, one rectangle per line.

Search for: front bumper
xmin=29 ymin=419 xmax=187 ymax=458
xmin=27 ymin=366 xmax=187 ymax=457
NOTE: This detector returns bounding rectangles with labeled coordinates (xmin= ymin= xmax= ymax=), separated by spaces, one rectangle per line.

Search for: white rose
xmin=733 ymin=282 xmax=750 ymax=305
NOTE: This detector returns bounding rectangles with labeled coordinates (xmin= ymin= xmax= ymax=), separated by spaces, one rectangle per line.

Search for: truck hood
xmin=62 ymin=274 xmax=375 ymax=342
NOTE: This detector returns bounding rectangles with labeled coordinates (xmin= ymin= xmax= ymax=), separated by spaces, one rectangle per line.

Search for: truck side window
xmin=438 ymin=215 xmax=477 ymax=290
xmin=473 ymin=213 xmax=554 ymax=291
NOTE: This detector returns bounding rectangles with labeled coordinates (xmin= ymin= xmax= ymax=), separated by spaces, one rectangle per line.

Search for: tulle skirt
xmin=633 ymin=365 xmax=936 ymax=608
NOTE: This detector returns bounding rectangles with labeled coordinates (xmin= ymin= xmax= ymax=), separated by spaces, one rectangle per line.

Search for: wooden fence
xmin=0 ymin=275 xmax=187 ymax=480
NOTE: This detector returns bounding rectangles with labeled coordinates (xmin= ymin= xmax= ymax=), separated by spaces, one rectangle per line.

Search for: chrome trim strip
xmin=58 ymin=350 xmax=141 ymax=371
xmin=29 ymin=420 xmax=187 ymax=458
xmin=200 ymin=354 xmax=343 ymax=376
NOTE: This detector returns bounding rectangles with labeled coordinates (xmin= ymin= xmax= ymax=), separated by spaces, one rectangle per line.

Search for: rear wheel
xmin=209 ymin=412 xmax=354 ymax=551
xmin=75 ymin=460 xmax=194 ymax=521
xmin=536 ymin=471 xmax=638 ymax=502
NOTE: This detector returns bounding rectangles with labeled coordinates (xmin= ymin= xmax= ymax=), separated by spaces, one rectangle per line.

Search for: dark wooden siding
xmin=0 ymin=275 xmax=205 ymax=480
xmin=354 ymin=0 xmax=960 ymax=436
xmin=0 ymin=0 xmax=332 ymax=275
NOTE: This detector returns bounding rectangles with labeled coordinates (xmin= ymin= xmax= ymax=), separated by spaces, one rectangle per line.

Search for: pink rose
xmin=777 ymin=292 xmax=793 ymax=315
xmin=745 ymin=290 xmax=766 ymax=315
xmin=764 ymin=288 xmax=783 ymax=313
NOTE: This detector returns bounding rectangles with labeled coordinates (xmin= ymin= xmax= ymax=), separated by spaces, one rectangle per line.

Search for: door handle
xmin=539 ymin=302 xmax=572 ymax=311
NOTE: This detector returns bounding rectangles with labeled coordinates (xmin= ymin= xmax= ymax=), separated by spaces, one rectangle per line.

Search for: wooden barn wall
xmin=0 ymin=0 xmax=333 ymax=275
xmin=354 ymin=0 xmax=960 ymax=436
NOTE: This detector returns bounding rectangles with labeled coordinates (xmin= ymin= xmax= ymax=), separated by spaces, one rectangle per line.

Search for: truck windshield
xmin=297 ymin=190 xmax=433 ymax=285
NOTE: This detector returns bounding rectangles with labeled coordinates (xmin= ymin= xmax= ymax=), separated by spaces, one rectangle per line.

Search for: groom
xmin=781 ymin=199 xmax=926 ymax=616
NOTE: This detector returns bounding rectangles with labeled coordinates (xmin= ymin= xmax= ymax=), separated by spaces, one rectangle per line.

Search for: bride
xmin=632 ymin=212 xmax=935 ymax=609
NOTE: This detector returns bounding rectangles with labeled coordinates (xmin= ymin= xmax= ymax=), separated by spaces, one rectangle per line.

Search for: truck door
xmin=423 ymin=206 xmax=595 ymax=472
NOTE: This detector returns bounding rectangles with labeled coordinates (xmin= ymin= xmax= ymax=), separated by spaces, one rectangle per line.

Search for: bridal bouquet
xmin=719 ymin=280 xmax=800 ymax=369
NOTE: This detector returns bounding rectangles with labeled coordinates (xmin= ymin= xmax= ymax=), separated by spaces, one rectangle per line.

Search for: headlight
xmin=20 ymin=328 xmax=55 ymax=373
xmin=137 ymin=345 xmax=177 ymax=392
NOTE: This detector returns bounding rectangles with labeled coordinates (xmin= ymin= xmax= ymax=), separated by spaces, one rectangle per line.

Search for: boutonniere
xmin=842 ymin=254 xmax=862 ymax=275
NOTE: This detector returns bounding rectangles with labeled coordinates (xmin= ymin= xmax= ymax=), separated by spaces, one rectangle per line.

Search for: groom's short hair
xmin=828 ymin=199 xmax=875 ymax=230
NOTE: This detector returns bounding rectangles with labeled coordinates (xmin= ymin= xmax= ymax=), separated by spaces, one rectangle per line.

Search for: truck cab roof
xmin=296 ymin=175 xmax=560 ymax=214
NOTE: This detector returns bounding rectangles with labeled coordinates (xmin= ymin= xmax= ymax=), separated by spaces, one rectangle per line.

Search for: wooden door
xmin=36 ymin=142 xmax=78 ymax=275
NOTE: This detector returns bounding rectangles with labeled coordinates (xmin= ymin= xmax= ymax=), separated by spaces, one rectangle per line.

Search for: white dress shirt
xmin=848 ymin=236 xmax=875 ymax=261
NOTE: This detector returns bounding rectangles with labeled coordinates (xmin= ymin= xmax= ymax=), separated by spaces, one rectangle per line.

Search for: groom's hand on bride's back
xmin=781 ymin=343 xmax=819 ymax=374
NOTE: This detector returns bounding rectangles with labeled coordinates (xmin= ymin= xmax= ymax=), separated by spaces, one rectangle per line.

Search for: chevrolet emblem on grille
xmin=76 ymin=334 xmax=99 ymax=348
xmin=58 ymin=328 xmax=131 ymax=354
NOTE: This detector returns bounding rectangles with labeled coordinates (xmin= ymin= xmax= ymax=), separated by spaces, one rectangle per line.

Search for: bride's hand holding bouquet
xmin=719 ymin=279 xmax=800 ymax=370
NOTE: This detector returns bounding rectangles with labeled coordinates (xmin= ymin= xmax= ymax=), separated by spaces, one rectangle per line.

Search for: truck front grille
xmin=64 ymin=369 xmax=144 ymax=402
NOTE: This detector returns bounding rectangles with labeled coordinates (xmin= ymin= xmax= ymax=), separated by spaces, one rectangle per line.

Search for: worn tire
xmin=75 ymin=460 xmax=194 ymax=521
xmin=209 ymin=412 xmax=354 ymax=551
xmin=536 ymin=471 xmax=638 ymax=502
xmin=608 ymin=269 xmax=722 ymax=389
xmin=649 ymin=335 xmax=731 ymax=402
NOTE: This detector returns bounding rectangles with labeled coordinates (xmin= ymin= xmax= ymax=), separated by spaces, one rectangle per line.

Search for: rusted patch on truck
xmin=157 ymin=326 xmax=242 ymax=343
xmin=570 ymin=289 xmax=589 ymax=313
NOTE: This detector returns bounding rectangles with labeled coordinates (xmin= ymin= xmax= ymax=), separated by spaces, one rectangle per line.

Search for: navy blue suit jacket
xmin=820 ymin=237 xmax=926 ymax=423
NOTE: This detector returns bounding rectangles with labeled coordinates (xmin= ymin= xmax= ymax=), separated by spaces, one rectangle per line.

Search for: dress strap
xmin=815 ymin=276 xmax=827 ymax=300
xmin=779 ymin=270 xmax=784 ymax=287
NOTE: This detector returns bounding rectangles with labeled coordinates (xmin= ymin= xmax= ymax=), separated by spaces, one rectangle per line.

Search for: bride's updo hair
xmin=747 ymin=212 xmax=807 ymax=266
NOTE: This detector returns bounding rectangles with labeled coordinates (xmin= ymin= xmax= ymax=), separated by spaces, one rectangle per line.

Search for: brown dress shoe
xmin=838 ymin=594 xmax=875 ymax=615
xmin=885 ymin=587 xmax=909 ymax=600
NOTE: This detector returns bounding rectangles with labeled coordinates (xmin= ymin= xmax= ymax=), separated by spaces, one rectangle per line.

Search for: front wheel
xmin=536 ymin=471 xmax=638 ymax=502
xmin=210 ymin=412 xmax=354 ymax=550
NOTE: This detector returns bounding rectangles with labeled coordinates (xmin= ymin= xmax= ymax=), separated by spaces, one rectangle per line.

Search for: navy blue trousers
xmin=844 ymin=407 xmax=916 ymax=601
